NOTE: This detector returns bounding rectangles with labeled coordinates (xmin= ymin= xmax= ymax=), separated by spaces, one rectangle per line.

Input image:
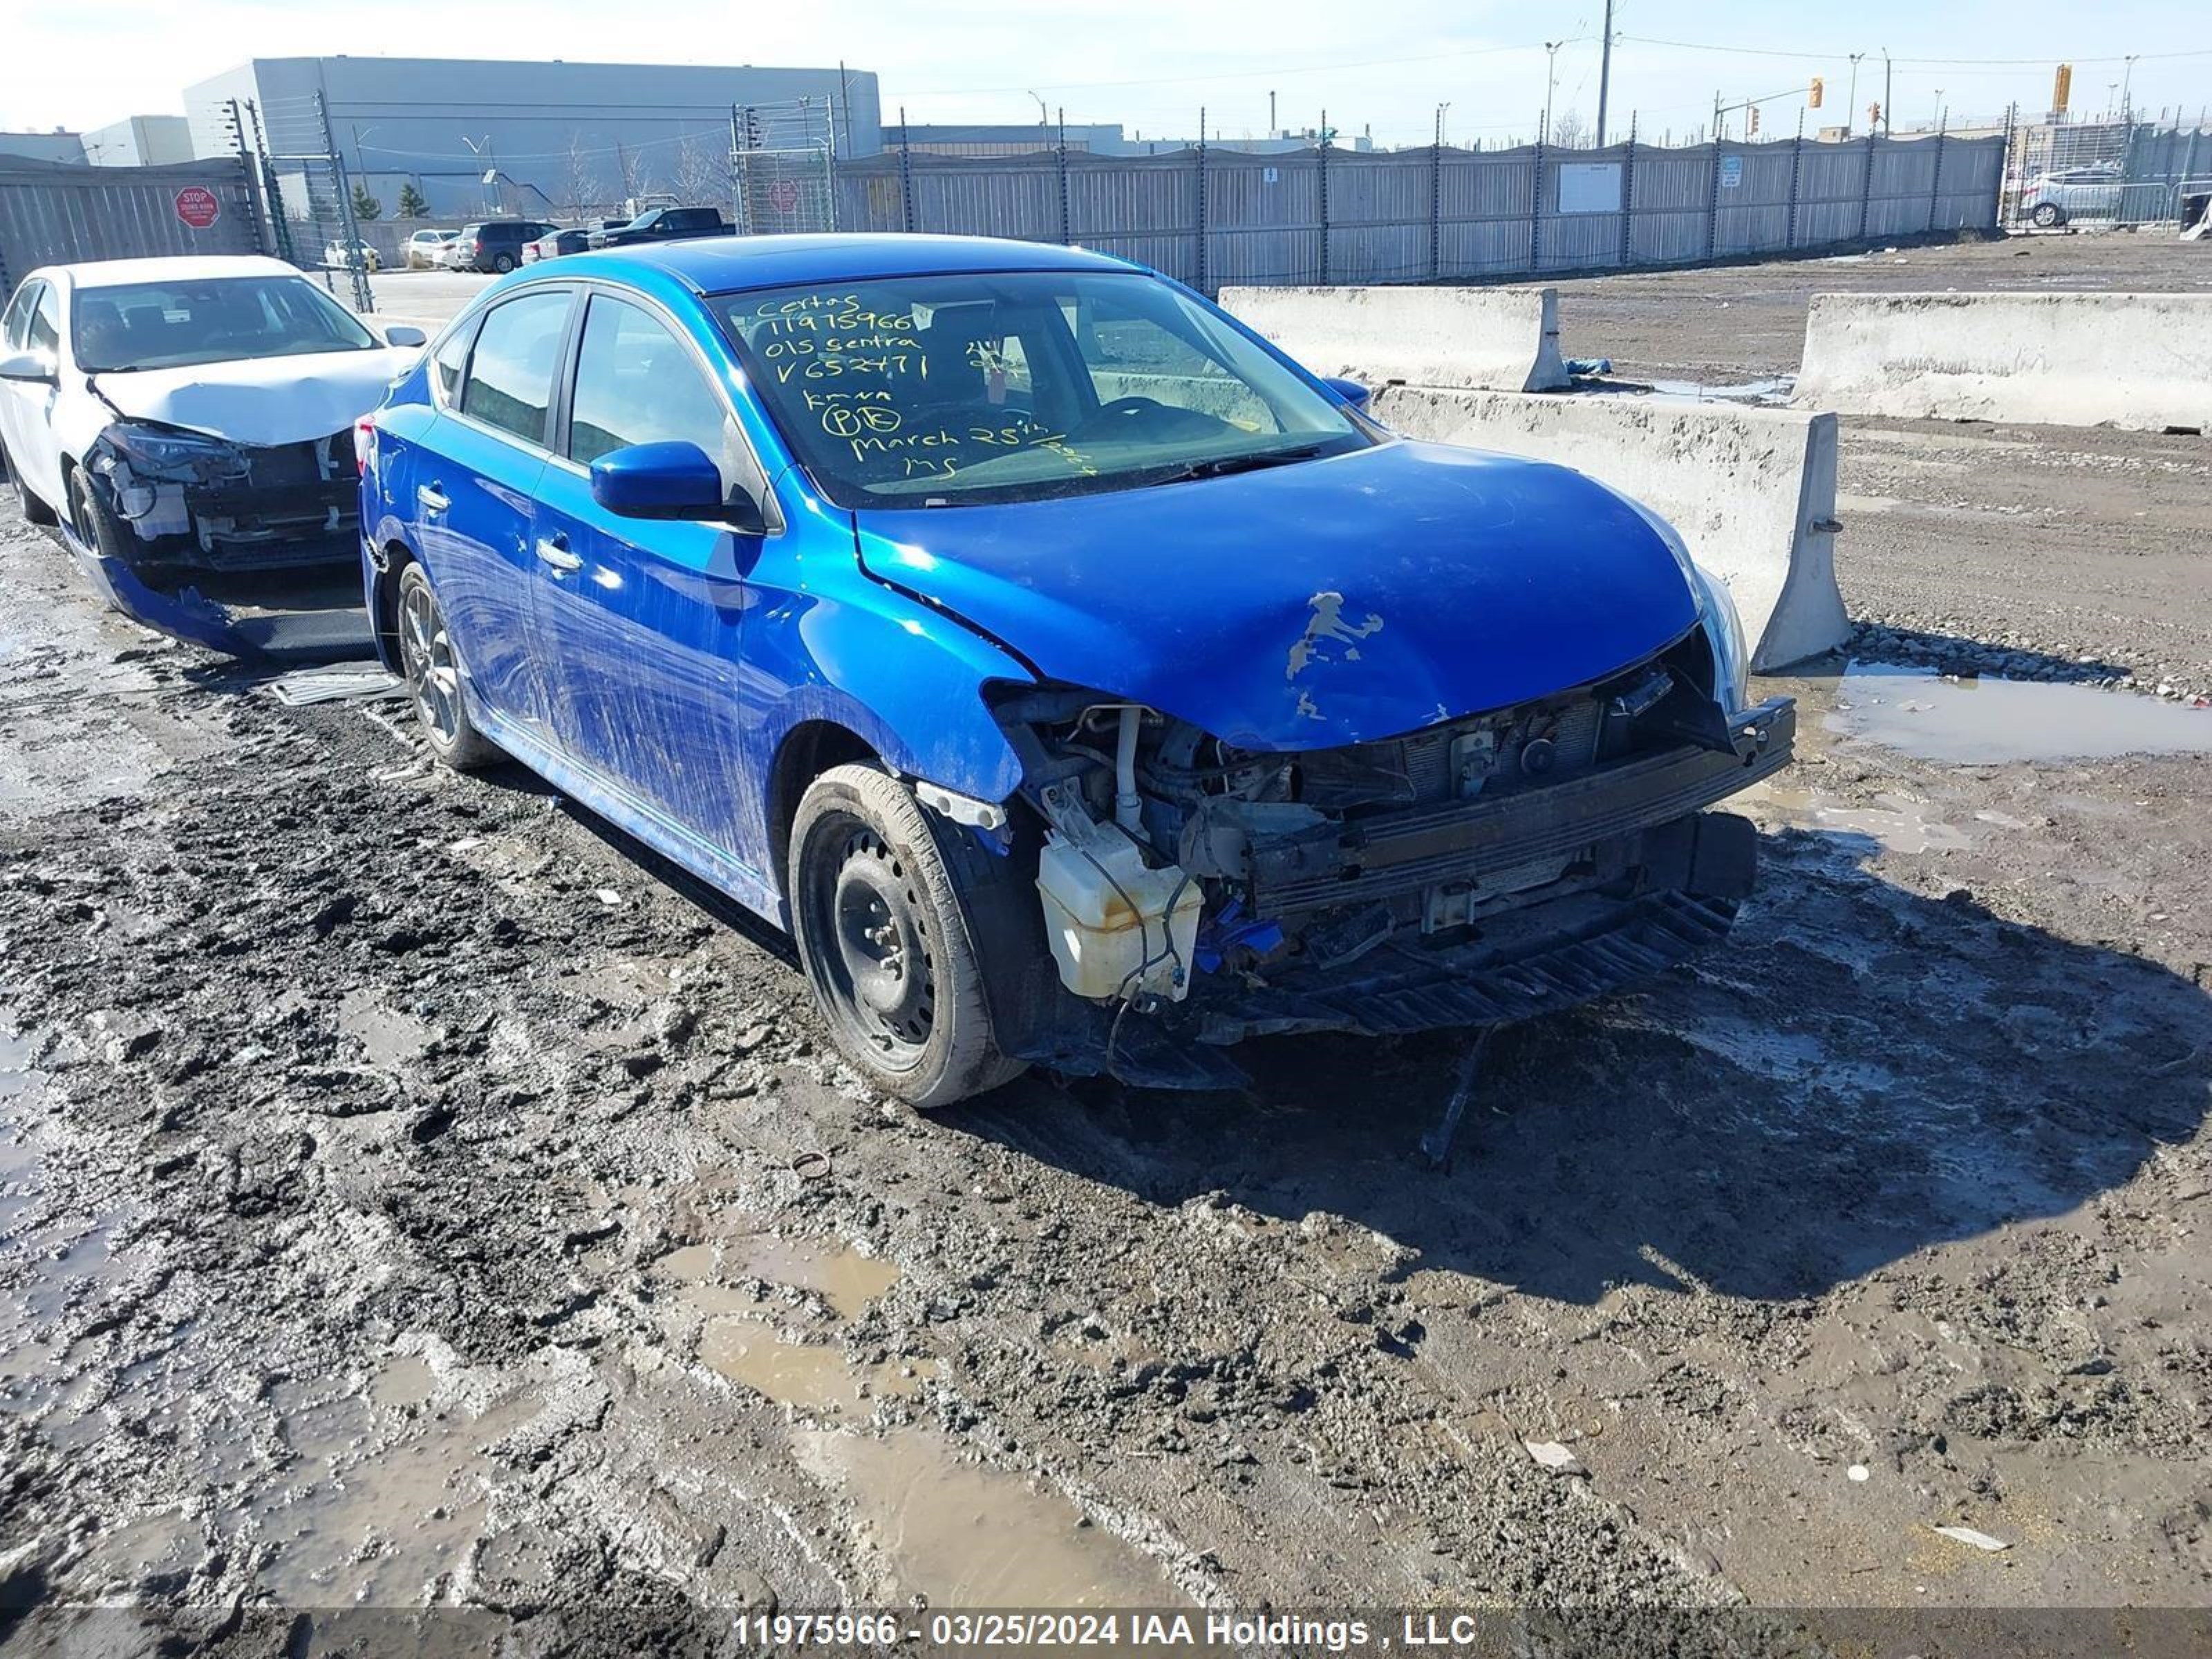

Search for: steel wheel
xmin=811 ymin=816 xmax=938 ymax=1069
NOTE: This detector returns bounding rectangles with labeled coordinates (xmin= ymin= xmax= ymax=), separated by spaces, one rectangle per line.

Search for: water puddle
xmin=798 ymin=1429 xmax=1181 ymax=1606
xmin=1825 ymin=663 xmax=2212 ymax=765
xmin=371 ymin=1353 xmax=438 ymax=1412
xmin=697 ymin=1318 xmax=930 ymax=1413
xmin=731 ymin=1236 xmax=899 ymax=1320
xmin=1743 ymin=780 xmax=1971 ymax=854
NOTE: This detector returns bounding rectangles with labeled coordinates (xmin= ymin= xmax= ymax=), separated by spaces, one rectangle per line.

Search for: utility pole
xmin=1847 ymin=53 xmax=1865 ymax=138
xmin=1268 ymin=90 xmax=1277 ymax=139
xmin=1595 ymin=0 xmax=1616 ymax=145
xmin=1882 ymin=50 xmax=1893 ymax=135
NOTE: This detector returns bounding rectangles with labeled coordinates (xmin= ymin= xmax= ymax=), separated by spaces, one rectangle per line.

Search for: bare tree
xmin=671 ymin=133 xmax=731 ymax=209
xmin=1551 ymin=108 xmax=1592 ymax=149
xmin=561 ymin=133 xmax=603 ymax=219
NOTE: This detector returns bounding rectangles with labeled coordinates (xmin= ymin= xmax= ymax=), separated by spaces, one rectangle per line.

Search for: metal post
xmin=1317 ymin=110 xmax=1331 ymax=285
xmin=1787 ymin=110 xmax=1804 ymax=249
xmin=1196 ymin=106 xmax=1209 ymax=297
xmin=1928 ymin=111 xmax=1947 ymax=232
xmin=1996 ymin=103 xmax=2017 ymax=228
xmin=728 ymin=106 xmax=748 ymax=234
xmin=315 ymin=91 xmax=372 ymax=312
xmin=244 ymin=100 xmax=294 ymax=266
xmin=1705 ymin=131 xmax=1723 ymax=261
xmin=1619 ymin=113 xmax=1637 ymax=266
xmin=1056 ymin=108 xmax=1071 ymax=245
xmin=1530 ymin=118 xmax=1546 ymax=272
xmin=1859 ymin=130 xmax=1877 ymax=241
xmin=223 ymin=100 xmax=268 ymax=258
xmin=898 ymin=106 xmax=915 ymax=234
xmin=1430 ymin=109 xmax=1444 ymax=281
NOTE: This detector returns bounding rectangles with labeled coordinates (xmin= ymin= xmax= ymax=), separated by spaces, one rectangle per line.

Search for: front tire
xmin=3 ymin=441 xmax=57 ymax=527
xmin=787 ymin=764 xmax=1026 ymax=1109
xmin=2030 ymin=202 xmax=2064 ymax=229
xmin=395 ymin=561 xmax=499 ymax=770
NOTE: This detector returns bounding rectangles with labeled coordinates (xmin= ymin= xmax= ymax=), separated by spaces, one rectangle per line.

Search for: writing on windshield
xmin=719 ymin=270 xmax=1366 ymax=507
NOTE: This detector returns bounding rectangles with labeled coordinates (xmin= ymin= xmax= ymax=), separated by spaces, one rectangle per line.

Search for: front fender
xmin=748 ymin=572 xmax=1035 ymax=805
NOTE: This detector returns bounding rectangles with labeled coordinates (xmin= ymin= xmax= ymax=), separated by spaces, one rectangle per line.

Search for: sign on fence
xmin=174 ymin=185 xmax=221 ymax=229
xmin=1558 ymin=163 xmax=1623 ymax=214
xmin=1718 ymin=156 xmax=1744 ymax=190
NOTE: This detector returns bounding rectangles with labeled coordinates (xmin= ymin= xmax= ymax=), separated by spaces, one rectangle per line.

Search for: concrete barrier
xmin=1221 ymin=285 xmax=1570 ymax=393
xmin=1794 ymin=292 xmax=2212 ymax=433
xmin=1374 ymin=387 xmax=1848 ymax=672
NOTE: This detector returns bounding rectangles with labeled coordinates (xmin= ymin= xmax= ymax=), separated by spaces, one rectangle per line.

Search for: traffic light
xmin=1748 ymin=105 xmax=1761 ymax=135
xmin=1868 ymin=102 xmax=1881 ymax=129
xmin=1809 ymin=77 xmax=1824 ymax=110
xmin=2052 ymin=63 xmax=2072 ymax=114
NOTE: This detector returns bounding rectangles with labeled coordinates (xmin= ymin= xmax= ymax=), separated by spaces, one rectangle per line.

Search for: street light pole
xmin=1882 ymin=50 xmax=1893 ymax=135
xmin=1269 ymin=89 xmax=1277 ymax=139
xmin=1847 ymin=53 xmax=1865 ymax=138
xmin=2122 ymin=55 xmax=2139 ymax=122
xmin=1544 ymin=41 xmax=1562 ymax=146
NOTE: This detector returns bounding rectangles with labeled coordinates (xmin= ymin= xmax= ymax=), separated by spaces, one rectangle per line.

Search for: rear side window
xmin=567 ymin=296 xmax=731 ymax=474
xmin=1 ymin=281 xmax=39 ymax=351
xmin=429 ymin=314 xmax=478 ymax=406
xmin=460 ymin=290 xmax=571 ymax=444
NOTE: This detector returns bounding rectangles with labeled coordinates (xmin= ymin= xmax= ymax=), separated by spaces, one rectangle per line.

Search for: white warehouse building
xmin=181 ymin=55 xmax=883 ymax=218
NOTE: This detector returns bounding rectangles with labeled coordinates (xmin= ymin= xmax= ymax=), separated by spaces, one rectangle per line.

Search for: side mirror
xmin=589 ymin=440 xmax=765 ymax=532
xmin=382 ymin=324 xmax=428 ymax=348
xmin=1322 ymin=375 xmax=1371 ymax=411
xmin=0 ymin=349 xmax=57 ymax=385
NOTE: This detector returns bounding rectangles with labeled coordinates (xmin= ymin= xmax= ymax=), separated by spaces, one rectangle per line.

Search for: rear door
xmin=416 ymin=285 xmax=577 ymax=753
xmin=529 ymin=288 xmax=776 ymax=868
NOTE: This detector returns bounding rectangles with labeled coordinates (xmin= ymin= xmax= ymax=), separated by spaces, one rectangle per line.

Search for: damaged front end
xmin=69 ymin=420 xmax=373 ymax=659
xmin=85 ymin=420 xmax=361 ymax=572
xmin=984 ymin=626 xmax=1793 ymax=1089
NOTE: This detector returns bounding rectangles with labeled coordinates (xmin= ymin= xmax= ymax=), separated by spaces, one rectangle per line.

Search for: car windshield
xmin=71 ymin=275 xmax=379 ymax=373
xmin=716 ymin=269 xmax=1372 ymax=508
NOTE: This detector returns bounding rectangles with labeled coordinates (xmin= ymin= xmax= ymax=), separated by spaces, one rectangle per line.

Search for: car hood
xmin=851 ymin=440 xmax=1701 ymax=750
xmin=91 ymin=348 xmax=415 ymax=448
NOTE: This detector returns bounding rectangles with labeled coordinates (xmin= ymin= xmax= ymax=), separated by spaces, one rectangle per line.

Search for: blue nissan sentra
xmin=360 ymin=234 xmax=1793 ymax=1107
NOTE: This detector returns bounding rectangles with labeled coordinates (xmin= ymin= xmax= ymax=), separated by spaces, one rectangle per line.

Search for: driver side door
xmin=0 ymin=281 xmax=66 ymax=511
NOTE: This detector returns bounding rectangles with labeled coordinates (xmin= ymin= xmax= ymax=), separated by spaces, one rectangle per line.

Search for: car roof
xmin=549 ymin=233 xmax=1138 ymax=294
xmin=31 ymin=254 xmax=303 ymax=292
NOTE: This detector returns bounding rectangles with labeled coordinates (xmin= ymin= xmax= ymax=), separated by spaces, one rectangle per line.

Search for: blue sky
xmin=5 ymin=0 xmax=2206 ymax=144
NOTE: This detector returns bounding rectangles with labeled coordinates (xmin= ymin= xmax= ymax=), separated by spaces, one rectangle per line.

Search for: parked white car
xmin=321 ymin=237 xmax=382 ymax=273
xmin=0 ymin=256 xmax=424 ymax=581
xmin=404 ymin=228 xmax=457 ymax=269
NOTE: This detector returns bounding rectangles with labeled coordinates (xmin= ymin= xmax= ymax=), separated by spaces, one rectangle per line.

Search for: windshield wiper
xmin=1150 ymin=443 xmax=1332 ymax=485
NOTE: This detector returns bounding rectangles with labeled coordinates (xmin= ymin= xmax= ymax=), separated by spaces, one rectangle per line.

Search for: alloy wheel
xmin=398 ymin=578 xmax=464 ymax=746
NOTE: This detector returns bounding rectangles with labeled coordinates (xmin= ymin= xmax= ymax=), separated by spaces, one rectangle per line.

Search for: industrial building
xmin=80 ymin=116 xmax=194 ymax=167
xmin=180 ymin=56 xmax=884 ymax=217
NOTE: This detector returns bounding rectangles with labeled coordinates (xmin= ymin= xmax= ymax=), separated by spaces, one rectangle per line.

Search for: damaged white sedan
xmin=0 ymin=255 xmax=423 ymax=650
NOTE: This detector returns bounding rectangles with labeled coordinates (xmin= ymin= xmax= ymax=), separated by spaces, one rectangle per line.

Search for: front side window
xmin=567 ymin=296 xmax=731 ymax=476
xmin=717 ymin=269 xmax=1369 ymax=507
xmin=459 ymin=290 xmax=571 ymax=444
xmin=429 ymin=315 xmax=478 ymax=406
xmin=28 ymin=286 xmax=62 ymax=358
xmin=68 ymin=276 xmax=375 ymax=373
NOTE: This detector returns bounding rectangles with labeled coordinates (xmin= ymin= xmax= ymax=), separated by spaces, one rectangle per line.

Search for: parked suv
xmin=453 ymin=221 xmax=558 ymax=274
xmin=588 ymin=206 xmax=733 ymax=250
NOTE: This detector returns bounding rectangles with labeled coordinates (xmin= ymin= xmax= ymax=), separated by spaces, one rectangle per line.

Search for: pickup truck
xmin=588 ymin=206 xmax=735 ymax=250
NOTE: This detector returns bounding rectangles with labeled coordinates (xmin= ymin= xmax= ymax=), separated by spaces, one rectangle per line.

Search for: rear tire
xmin=395 ymin=561 xmax=500 ymax=771
xmin=3 ymin=441 xmax=58 ymax=527
xmin=788 ymin=763 xmax=1027 ymax=1109
xmin=491 ymin=252 xmax=516 ymax=274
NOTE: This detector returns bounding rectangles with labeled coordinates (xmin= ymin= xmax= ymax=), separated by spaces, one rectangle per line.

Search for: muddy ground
xmin=3 ymin=238 xmax=2211 ymax=1653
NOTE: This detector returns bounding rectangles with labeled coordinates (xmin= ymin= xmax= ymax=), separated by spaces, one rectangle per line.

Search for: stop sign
xmin=174 ymin=186 xmax=221 ymax=229
xmin=767 ymin=178 xmax=800 ymax=215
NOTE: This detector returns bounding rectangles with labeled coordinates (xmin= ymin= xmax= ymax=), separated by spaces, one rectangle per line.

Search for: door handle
xmin=417 ymin=482 xmax=450 ymax=513
xmin=534 ymin=534 xmax=582 ymax=572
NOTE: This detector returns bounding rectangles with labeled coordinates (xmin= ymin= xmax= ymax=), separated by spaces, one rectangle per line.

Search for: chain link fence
xmin=2003 ymin=113 xmax=2211 ymax=231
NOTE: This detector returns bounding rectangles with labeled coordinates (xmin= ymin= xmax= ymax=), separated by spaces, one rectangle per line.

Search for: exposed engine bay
xmin=984 ymin=625 xmax=1795 ymax=1087
xmin=84 ymin=420 xmax=361 ymax=570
